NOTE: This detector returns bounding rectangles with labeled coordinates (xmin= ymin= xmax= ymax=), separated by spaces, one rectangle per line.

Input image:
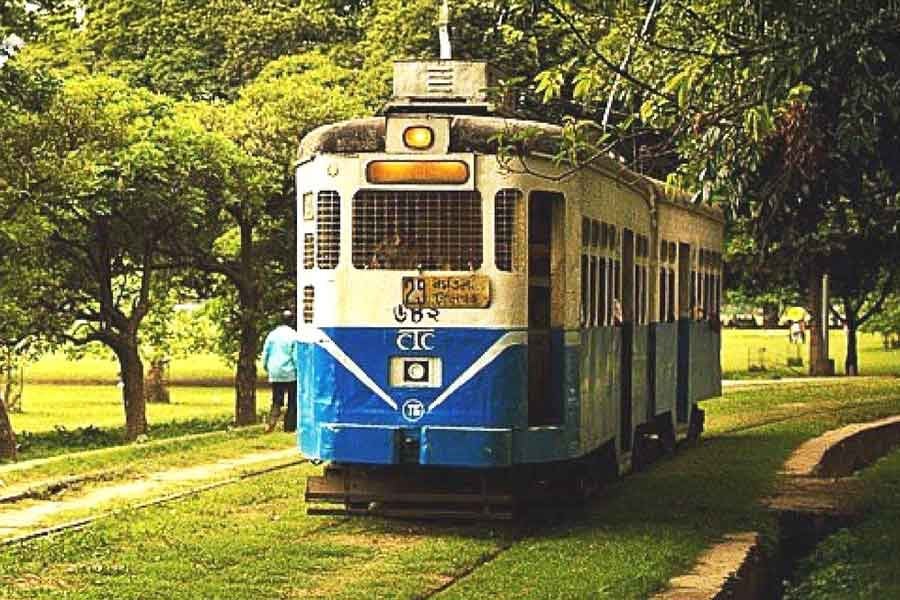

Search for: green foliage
xmin=862 ymin=294 xmax=900 ymax=336
xmin=76 ymin=0 xmax=355 ymax=100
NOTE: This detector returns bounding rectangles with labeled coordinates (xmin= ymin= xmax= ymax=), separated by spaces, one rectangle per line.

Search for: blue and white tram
xmin=296 ymin=60 xmax=724 ymax=516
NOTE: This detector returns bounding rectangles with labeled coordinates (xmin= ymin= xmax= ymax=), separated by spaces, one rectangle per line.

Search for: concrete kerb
xmin=652 ymin=414 xmax=900 ymax=600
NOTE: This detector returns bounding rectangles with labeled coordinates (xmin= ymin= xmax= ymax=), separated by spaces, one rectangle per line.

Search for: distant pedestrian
xmin=789 ymin=320 xmax=802 ymax=344
xmin=262 ymin=310 xmax=300 ymax=433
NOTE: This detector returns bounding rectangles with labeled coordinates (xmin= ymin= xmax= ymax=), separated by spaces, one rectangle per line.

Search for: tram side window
xmin=303 ymin=233 xmax=315 ymax=270
xmin=581 ymin=217 xmax=591 ymax=327
xmin=495 ymin=189 xmax=521 ymax=272
xmin=580 ymin=254 xmax=589 ymax=326
xmin=597 ymin=257 xmax=607 ymax=326
xmin=317 ymin=191 xmax=340 ymax=269
xmin=690 ymin=268 xmax=697 ymax=320
xmin=590 ymin=255 xmax=599 ymax=326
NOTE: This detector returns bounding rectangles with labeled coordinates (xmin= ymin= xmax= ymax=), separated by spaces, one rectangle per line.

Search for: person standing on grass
xmin=262 ymin=310 xmax=300 ymax=433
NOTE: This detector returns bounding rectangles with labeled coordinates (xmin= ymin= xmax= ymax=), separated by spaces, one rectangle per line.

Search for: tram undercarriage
xmin=305 ymin=408 xmax=703 ymax=520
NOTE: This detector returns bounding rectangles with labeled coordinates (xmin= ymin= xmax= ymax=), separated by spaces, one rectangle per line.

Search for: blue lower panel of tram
xmin=297 ymin=326 xmax=588 ymax=467
xmin=297 ymin=327 xmax=525 ymax=466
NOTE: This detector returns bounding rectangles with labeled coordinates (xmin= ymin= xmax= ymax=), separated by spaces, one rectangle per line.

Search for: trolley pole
xmin=438 ymin=0 xmax=452 ymax=59
xmin=821 ymin=273 xmax=829 ymax=362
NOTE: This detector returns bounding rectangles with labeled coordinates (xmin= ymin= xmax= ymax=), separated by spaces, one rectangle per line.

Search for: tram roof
xmin=298 ymin=115 xmax=724 ymax=223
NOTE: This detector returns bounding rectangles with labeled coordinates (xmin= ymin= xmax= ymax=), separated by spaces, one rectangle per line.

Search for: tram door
xmin=620 ymin=229 xmax=635 ymax=451
xmin=527 ymin=192 xmax=564 ymax=426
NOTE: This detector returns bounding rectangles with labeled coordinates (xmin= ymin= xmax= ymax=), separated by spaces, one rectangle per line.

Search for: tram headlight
xmin=404 ymin=360 xmax=429 ymax=382
xmin=390 ymin=357 xmax=442 ymax=388
xmin=403 ymin=126 xmax=435 ymax=150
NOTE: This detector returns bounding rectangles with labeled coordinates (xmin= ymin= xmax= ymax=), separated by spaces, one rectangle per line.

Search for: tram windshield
xmin=352 ymin=190 xmax=483 ymax=270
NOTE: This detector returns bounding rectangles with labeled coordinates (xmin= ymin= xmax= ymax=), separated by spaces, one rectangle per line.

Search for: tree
xmin=863 ymin=293 xmax=900 ymax=349
xmin=522 ymin=0 xmax=900 ymax=375
xmin=4 ymin=75 xmax=249 ymax=440
xmin=168 ymin=52 xmax=367 ymax=425
xmin=79 ymin=0 xmax=356 ymax=100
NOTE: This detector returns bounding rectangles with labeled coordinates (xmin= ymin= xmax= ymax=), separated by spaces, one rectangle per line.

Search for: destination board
xmin=402 ymin=275 xmax=491 ymax=309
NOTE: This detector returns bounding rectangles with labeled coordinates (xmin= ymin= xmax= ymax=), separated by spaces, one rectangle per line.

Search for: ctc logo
xmin=395 ymin=328 xmax=435 ymax=351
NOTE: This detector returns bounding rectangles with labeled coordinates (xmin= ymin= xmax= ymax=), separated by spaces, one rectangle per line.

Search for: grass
xmin=0 ymin=427 xmax=294 ymax=491
xmin=721 ymin=329 xmax=899 ymax=378
xmin=5 ymin=385 xmax=270 ymax=462
xmin=0 ymin=429 xmax=299 ymax=540
xmin=784 ymin=449 xmax=900 ymax=599
xmin=2 ymin=379 xmax=900 ymax=598
xmin=24 ymin=353 xmax=236 ymax=386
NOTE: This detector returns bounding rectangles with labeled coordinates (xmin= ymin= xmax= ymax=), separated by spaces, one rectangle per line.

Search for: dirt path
xmin=0 ymin=448 xmax=299 ymax=540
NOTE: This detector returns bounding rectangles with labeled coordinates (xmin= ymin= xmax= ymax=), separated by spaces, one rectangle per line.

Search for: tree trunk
xmin=763 ymin=302 xmax=779 ymax=329
xmin=807 ymin=268 xmax=832 ymax=375
xmin=0 ymin=395 xmax=16 ymax=461
xmin=144 ymin=360 xmax=170 ymax=403
xmin=234 ymin=215 xmax=259 ymax=426
xmin=844 ymin=305 xmax=859 ymax=376
xmin=235 ymin=320 xmax=259 ymax=426
xmin=118 ymin=343 xmax=147 ymax=441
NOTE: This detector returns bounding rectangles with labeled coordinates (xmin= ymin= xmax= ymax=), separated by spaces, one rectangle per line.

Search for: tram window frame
xmin=351 ymin=190 xmax=483 ymax=271
xmin=590 ymin=255 xmax=599 ymax=326
xmin=580 ymin=253 xmax=589 ymax=327
xmin=316 ymin=191 xmax=341 ymax=269
xmin=495 ymin=189 xmax=521 ymax=272
xmin=303 ymin=233 xmax=315 ymax=270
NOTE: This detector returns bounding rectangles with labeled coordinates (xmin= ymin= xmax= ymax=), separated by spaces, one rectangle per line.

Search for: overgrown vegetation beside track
xmin=2 ymin=380 xmax=900 ymax=598
xmin=784 ymin=449 xmax=900 ymax=599
xmin=5 ymin=385 xmax=248 ymax=461
xmin=0 ymin=429 xmax=294 ymax=492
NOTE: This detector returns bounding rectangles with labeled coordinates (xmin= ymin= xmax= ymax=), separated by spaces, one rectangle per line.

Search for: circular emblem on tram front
xmin=401 ymin=399 xmax=425 ymax=422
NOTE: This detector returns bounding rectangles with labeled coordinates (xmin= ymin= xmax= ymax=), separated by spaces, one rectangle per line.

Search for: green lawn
xmin=721 ymin=329 xmax=898 ymax=378
xmin=0 ymin=427 xmax=294 ymax=491
xmin=24 ymin=353 xmax=236 ymax=386
xmin=2 ymin=379 xmax=899 ymax=599
xmin=784 ymin=448 xmax=900 ymax=599
xmin=6 ymin=385 xmax=256 ymax=461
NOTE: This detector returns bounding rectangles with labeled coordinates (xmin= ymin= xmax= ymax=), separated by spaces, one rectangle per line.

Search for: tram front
xmin=296 ymin=61 xmax=534 ymax=494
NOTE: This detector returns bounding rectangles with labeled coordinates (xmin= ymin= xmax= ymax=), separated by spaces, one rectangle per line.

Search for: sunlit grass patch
xmin=721 ymin=329 xmax=899 ymax=378
xmin=5 ymin=385 xmax=263 ymax=461
xmin=25 ymin=353 xmax=236 ymax=386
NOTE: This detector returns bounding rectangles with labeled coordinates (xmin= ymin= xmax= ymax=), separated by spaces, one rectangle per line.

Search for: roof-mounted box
xmin=385 ymin=60 xmax=514 ymax=116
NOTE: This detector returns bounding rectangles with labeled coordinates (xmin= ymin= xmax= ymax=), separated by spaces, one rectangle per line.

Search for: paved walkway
xmin=0 ymin=448 xmax=299 ymax=539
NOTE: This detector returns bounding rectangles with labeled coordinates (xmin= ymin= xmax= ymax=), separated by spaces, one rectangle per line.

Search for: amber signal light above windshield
xmin=366 ymin=160 xmax=469 ymax=185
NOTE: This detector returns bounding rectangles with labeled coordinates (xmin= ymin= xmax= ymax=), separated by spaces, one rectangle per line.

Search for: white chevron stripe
xmin=427 ymin=331 xmax=527 ymax=413
xmin=300 ymin=327 xmax=398 ymax=411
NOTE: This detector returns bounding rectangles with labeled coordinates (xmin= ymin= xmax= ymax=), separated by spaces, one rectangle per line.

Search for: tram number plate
xmin=402 ymin=275 xmax=491 ymax=309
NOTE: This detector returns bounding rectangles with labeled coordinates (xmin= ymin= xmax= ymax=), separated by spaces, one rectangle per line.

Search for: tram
xmin=296 ymin=59 xmax=723 ymax=518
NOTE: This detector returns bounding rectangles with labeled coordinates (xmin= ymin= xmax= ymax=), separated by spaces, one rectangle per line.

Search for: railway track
xmin=0 ymin=457 xmax=310 ymax=549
